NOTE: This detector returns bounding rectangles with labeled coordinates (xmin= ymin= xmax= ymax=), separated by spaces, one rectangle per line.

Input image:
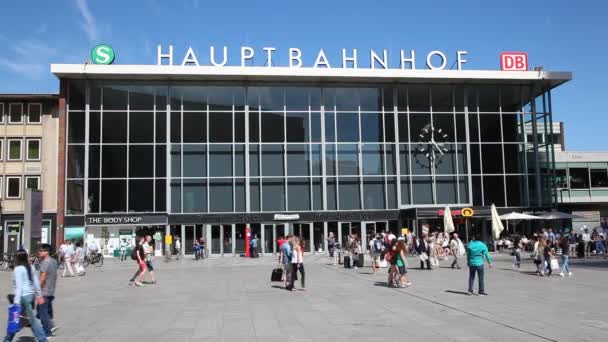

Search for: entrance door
xmin=184 ymin=225 xmax=195 ymax=254
xmin=292 ymin=223 xmax=311 ymax=253
xmin=4 ymin=222 xmax=21 ymax=255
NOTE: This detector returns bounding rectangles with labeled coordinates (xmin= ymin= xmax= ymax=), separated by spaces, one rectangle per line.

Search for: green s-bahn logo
xmin=91 ymin=44 xmax=115 ymax=65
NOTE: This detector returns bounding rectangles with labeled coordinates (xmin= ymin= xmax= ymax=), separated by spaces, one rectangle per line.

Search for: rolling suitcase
xmin=271 ymin=268 xmax=283 ymax=282
xmin=343 ymin=255 xmax=351 ymax=269
xmin=357 ymin=253 xmax=364 ymax=268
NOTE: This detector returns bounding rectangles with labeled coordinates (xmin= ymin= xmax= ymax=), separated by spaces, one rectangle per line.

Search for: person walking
xmin=174 ymin=237 xmax=181 ymax=260
xmin=582 ymin=229 xmax=591 ymax=257
xmin=290 ymin=237 xmax=302 ymax=290
xmin=370 ymin=235 xmax=383 ymax=274
xmin=143 ymin=235 xmax=156 ymax=284
xmin=280 ymin=236 xmax=294 ymax=291
xmin=295 ymin=238 xmax=306 ymax=290
xmin=250 ymin=234 xmax=258 ymax=258
xmin=417 ymin=235 xmax=432 ymax=270
xmin=119 ymin=239 xmax=129 ymax=262
xmin=327 ymin=232 xmax=336 ymax=258
xmin=466 ymin=235 xmax=493 ymax=296
xmin=74 ymin=242 xmax=86 ymax=276
xmin=36 ymin=244 xmax=59 ymax=339
xmin=61 ymin=240 xmax=75 ymax=278
xmin=4 ymin=250 xmax=48 ymax=342
xmin=533 ymin=237 xmax=547 ymax=276
xmin=512 ymin=236 xmax=523 ymax=269
xmin=543 ymin=242 xmax=554 ymax=277
xmin=395 ymin=240 xmax=412 ymax=288
xmin=129 ymin=237 xmax=147 ymax=287
xmin=450 ymin=233 xmax=465 ymax=269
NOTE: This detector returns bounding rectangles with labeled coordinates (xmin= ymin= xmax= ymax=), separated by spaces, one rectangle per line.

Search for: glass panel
xmin=387 ymin=177 xmax=397 ymax=209
xmin=360 ymin=113 xmax=383 ymax=142
xmin=89 ymin=146 xmax=100 ymax=178
xmin=155 ymin=179 xmax=166 ymax=212
xmin=311 ymin=112 xmax=321 ymax=142
xmin=170 ymin=111 xmax=181 ymax=143
xmin=335 ymin=88 xmax=359 ymax=111
xmin=472 ymin=176 xmax=483 ymax=206
xmin=261 ymin=112 xmax=284 ymax=142
xmin=66 ymin=180 xmax=84 ymax=214
xmin=407 ymin=85 xmax=430 ymax=112
xmin=235 ymin=145 xmax=245 ymax=177
xmin=261 ymin=144 xmax=284 ymax=177
xmin=412 ymin=177 xmax=433 ymax=204
xmin=89 ymin=112 xmax=101 ymax=143
xmin=435 ymin=144 xmax=457 ymax=175
xmin=399 ymin=144 xmax=410 ymax=176
xmin=478 ymin=86 xmax=499 ymax=112
xmin=479 ymin=114 xmax=502 ymax=142
xmin=101 ymin=180 xmax=127 ymax=212
xmin=129 ymin=145 xmax=154 ymax=178
xmin=249 ymin=87 xmax=284 ymax=111
xmin=235 ymin=179 xmax=245 ymax=212
xmin=7 ymin=178 xmax=20 ymax=197
xmin=436 ymin=176 xmax=457 ymax=204
xmin=336 ymin=112 xmax=359 ymax=142
xmin=325 ymin=144 xmax=336 ymax=176
xmin=128 ymin=86 xmax=155 ymax=110
xmin=249 ymin=144 xmax=259 ymax=177
xmin=170 ymin=86 xmax=205 ymax=110
xmin=68 ymin=81 xmax=86 ymax=110
xmin=312 ymin=178 xmax=323 ymax=210
xmin=209 ymin=112 xmax=232 ymax=142
xmin=286 ymin=112 xmax=309 ymax=142
xmin=324 ymin=111 xmax=336 ymax=142
xmin=67 ymin=145 xmax=85 ymax=178
xmin=128 ymin=180 xmax=154 ymax=212
xmin=311 ymin=144 xmax=322 ymax=176
xmin=207 ymin=86 xmax=245 ymax=110
xmin=400 ymin=177 xmax=411 ymax=205
xmin=209 ymin=179 xmax=232 ymax=212
xmin=102 ymin=112 xmax=127 ymax=143
xmin=360 ymin=88 xmax=381 ymax=111
xmin=288 ymin=178 xmax=310 ymax=211
xmin=504 ymin=144 xmax=525 ymax=174
xmin=183 ymin=145 xmax=206 ymax=178
xmin=384 ymin=113 xmax=395 ymax=142
xmin=28 ymin=104 xmax=41 ymax=123
xmin=234 ymin=112 xmax=245 ymax=142
xmin=326 ymin=177 xmax=337 ymax=210
xmin=155 ymin=111 xmax=166 ymax=143
xmin=103 ymin=86 xmax=128 ymax=110
xmin=590 ymin=169 xmax=608 ymax=187
xmin=362 ymin=144 xmax=383 ymax=175
xmin=68 ymin=112 xmax=85 ymax=143
xmin=129 ymin=112 xmax=154 ymax=143
xmin=90 ymin=84 xmax=101 ymax=110
xmin=385 ymin=145 xmax=396 ymax=176
xmin=337 ymin=144 xmax=358 ymax=176
xmin=209 ymin=145 xmax=232 ymax=177
xmin=432 ymin=86 xmax=453 ymax=112
xmin=481 ymin=144 xmax=504 ymax=174
xmin=262 ymin=178 xmax=285 ymax=211
xmin=432 ymin=114 xmax=455 ymax=142
xmin=249 ymin=111 xmax=259 ymax=142
xmin=363 ymin=177 xmax=385 ymax=209
xmin=184 ymin=179 xmax=207 ymax=213
xmin=398 ymin=114 xmax=409 ymax=143
xmin=339 ymin=177 xmax=360 ymax=210
xmin=569 ymin=168 xmax=589 ymax=189
xmin=170 ymin=179 xmax=181 ymax=213
xmin=250 ymin=179 xmax=260 ymax=211
xmin=102 ymin=146 xmax=127 ymax=178
xmin=506 ymin=175 xmax=526 ymax=207
xmin=88 ymin=180 xmax=99 ymax=213
xmin=183 ymin=112 xmax=206 ymax=142
xmin=287 ymin=144 xmax=309 ymax=176
xmin=483 ymin=176 xmax=506 ymax=207
xmin=155 ymin=145 xmax=166 ymax=177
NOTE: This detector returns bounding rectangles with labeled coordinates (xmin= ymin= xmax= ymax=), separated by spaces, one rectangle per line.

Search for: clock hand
xmin=430 ymin=139 xmax=445 ymax=156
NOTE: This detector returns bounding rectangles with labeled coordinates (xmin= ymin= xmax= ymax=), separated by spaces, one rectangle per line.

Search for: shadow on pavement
xmin=373 ymin=281 xmax=389 ymax=287
xmin=445 ymin=290 xmax=471 ymax=296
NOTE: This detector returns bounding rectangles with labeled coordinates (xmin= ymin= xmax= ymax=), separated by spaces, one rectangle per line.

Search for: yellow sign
xmin=401 ymin=228 xmax=409 ymax=236
xmin=164 ymin=234 xmax=173 ymax=245
xmin=461 ymin=208 xmax=475 ymax=217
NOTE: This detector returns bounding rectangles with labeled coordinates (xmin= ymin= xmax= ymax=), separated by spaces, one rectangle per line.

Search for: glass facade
xmin=65 ymin=81 xmax=555 ymax=216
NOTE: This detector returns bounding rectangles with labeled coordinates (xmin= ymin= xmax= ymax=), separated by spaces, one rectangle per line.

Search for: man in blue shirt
xmin=280 ymin=236 xmax=294 ymax=291
xmin=466 ymin=235 xmax=493 ymax=296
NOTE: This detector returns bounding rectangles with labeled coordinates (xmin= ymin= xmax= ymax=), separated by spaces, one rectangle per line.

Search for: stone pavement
xmin=1 ymin=253 xmax=607 ymax=342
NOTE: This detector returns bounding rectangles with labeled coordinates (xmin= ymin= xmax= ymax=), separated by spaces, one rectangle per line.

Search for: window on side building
xmin=25 ymin=176 xmax=40 ymax=190
xmin=569 ymin=168 xmax=590 ymax=189
xmin=27 ymin=103 xmax=42 ymax=123
xmin=6 ymin=177 xmax=21 ymax=199
xmin=9 ymin=103 xmax=23 ymax=124
xmin=26 ymin=139 xmax=41 ymax=160
xmin=7 ymin=139 xmax=22 ymax=161
xmin=590 ymin=169 xmax=608 ymax=188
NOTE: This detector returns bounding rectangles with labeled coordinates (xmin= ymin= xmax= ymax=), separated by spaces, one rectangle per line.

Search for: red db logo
xmin=500 ymin=52 xmax=528 ymax=71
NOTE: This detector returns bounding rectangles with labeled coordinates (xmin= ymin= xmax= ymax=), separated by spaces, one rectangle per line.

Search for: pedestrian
xmin=351 ymin=237 xmax=361 ymax=269
xmin=129 ymin=237 xmax=147 ymax=286
xmin=417 ymin=235 xmax=432 ymax=270
xmin=194 ymin=239 xmax=201 ymax=260
xmin=385 ymin=240 xmax=399 ymax=287
xmin=199 ymin=237 xmax=207 ymax=259
xmin=280 ymin=236 xmax=294 ymax=291
xmin=466 ymin=235 xmax=493 ymax=296
xmin=511 ymin=236 xmax=522 ymax=269
xmin=543 ymin=243 xmax=554 ymax=277
xmin=395 ymin=240 xmax=412 ymax=288
xmin=174 ymin=237 xmax=181 ymax=260
xmin=582 ymin=229 xmax=591 ymax=257
xmin=533 ymin=237 xmax=547 ymax=276
xmin=295 ymin=238 xmax=306 ymax=290
xmin=119 ymin=239 xmax=129 ymax=262
xmin=143 ymin=235 xmax=156 ymax=284
xmin=370 ymin=235 xmax=383 ymax=274
xmin=290 ymin=237 xmax=302 ymax=290
xmin=36 ymin=244 xmax=59 ymax=338
xmin=327 ymin=232 xmax=336 ymax=258
xmin=4 ymin=250 xmax=48 ymax=342
xmin=250 ymin=234 xmax=258 ymax=258
xmin=74 ymin=242 xmax=86 ymax=276
xmin=61 ymin=240 xmax=75 ymax=278
xmin=450 ymin=233 xmax=465 ymax=269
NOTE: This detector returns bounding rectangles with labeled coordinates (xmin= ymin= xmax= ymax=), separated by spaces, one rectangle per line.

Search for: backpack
xmin=373 ymin=240 xmax=384 ymax=253
xmin=385 ymin=251 xmax=394 ymax=263
xmin=131 ymin=248 xmax=138 ymax=260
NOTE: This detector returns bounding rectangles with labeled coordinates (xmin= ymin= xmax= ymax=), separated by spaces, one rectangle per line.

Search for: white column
xmin=231 ymin=224 xmax=236 ymax=255
xmin=323 ymin=222 xmax=328 ymax=254
xmin=180 ymin=225 xmax=186 ymax=256
xmin=308 ymin=223 xmax=314 ymax=253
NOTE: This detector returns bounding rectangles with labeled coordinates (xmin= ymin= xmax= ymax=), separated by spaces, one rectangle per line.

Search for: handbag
xmin=6 ymin=304 xmax=20 ymax=334
xmin=419 ymin=253 xmax=429 ymax=262
xmin=550 ymin=258 xmax=560 ymax=270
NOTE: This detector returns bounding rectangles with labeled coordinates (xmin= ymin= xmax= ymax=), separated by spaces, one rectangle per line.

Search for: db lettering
xmin=500 ymin=52 xmax=528 ymax=71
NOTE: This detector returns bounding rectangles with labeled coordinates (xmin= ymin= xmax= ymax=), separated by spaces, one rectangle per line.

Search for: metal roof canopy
xmin=51 ymin=64 xmax=572 ymax=89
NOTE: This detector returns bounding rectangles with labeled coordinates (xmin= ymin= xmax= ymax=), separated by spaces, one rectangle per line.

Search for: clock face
xmin=415 ymin=124 xmax=449 ymax=168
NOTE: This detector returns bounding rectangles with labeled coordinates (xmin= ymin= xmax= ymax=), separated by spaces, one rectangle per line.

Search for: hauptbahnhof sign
xmin=156 ymin=45 xmax=470 ymax=70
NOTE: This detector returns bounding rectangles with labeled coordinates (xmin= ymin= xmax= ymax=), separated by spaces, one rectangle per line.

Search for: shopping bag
xmin=7 ymin=304 xmax=21 ymax=334
xmin=419 ymin=253 xmax=429 ymax=262
xmin=550 ymin=258 xmax=560 ymax=271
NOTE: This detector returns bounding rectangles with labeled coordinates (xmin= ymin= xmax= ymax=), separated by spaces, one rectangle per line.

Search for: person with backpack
xmin=369 ymin=235 xmax=384 ymax=274
xmin=4 ymin=250 xmax=48 ymax=342
xmin=129 ymin=237 xmax=147 ymax=287
xmin=280 ymin=236 xmax=294 ymax=291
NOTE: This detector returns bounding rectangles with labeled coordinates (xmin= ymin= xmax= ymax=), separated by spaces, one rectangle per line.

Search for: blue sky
xmin=0 ymin=0 xmax=605 ymax=150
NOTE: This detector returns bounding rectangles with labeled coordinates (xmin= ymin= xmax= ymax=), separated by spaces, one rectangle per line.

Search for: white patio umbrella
xmin=444 ymin=205 xmax=455 ymax=233
xmin=499 ymin=212 xmax=540 ymax=235
xmin=491 ymin=204 xmax=505 ymax=239
xmin=536 ymin=211 xmax=580 ymax=220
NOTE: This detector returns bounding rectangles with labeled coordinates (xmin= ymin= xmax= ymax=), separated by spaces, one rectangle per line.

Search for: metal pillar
xmin=323 ymin=222 xmax=328 ymax=254
xmin=180 ymin=225 xmax=186 ymax=256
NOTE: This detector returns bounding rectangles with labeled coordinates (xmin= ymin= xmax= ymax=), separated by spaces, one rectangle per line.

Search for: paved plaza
xmin=1 ymin=254 xmax=607 ymax=342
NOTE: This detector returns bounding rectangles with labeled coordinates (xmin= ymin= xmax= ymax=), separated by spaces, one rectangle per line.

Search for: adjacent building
xmin=0 ymin=95 xmax=58 ymax=254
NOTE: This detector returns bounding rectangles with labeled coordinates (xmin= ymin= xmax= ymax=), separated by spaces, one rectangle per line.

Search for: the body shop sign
xmin=86 ymin=215 xmax=167 ymax=226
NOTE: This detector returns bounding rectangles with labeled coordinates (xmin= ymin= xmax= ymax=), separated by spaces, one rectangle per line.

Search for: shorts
xmin=138 ymin=262 xmax=147 ymax=272
xmin=398 ymin=265 xmax=407 ymax=275
xmin=370 ymin=252 xmax=379 ymax=261
xmin=146 ymin=260 xmax=154 ymax=271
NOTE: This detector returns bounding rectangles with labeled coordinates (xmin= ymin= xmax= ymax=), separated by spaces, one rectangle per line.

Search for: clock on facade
xmin=415 ymin=124 xmax=449 ymax=168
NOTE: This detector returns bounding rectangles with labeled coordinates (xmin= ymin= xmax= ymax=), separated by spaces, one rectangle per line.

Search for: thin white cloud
xmin=0 ymin=57 xmax=45 ymax=79
xmin=74 ymin=0 xmax=97 ymax=41
xmin=12 ymin=39 xmax=58 ymax=58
